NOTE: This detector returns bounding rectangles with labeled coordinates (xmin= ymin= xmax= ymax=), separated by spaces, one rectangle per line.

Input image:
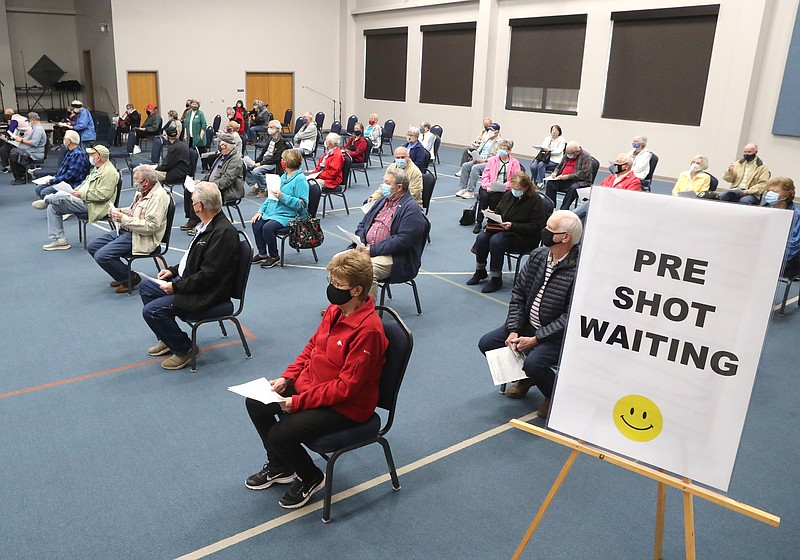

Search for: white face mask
xmin=690 ymin=163 xmax=702 ymax=172
xmin=267 ymin=128 xmax=277 ymax=135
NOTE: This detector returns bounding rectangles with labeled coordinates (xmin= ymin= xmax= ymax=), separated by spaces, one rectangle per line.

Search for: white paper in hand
xmin=486 ymin=347 xmax=527 ymax=386
xmin=139 ymin=272 xmax=169 ymax=288
xmin=227 ymin=377 xmax=284 ymax=405
xmin=337 ymin=225 xmax=365 ymax=249
xmin=52 ymin=181 xmax=74 ymax=193
xmin=361 ymin=200 xmax=376 ymax=214
xmin=33 ymin=175 xmax=54 ymax=186
xmin=483 ymin=209 xmax=503 ymax=223
xmin=242 ymin=155 xmax=256 ymax=168
xmin=184 ymin=176 xmax=195 ymax=193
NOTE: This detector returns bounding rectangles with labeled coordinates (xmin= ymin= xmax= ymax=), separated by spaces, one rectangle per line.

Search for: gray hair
xmin=64 ymin=130 xmax=80 ymax=145
xmin=692 ymin=155 xmax=709 ymax=171
xmin=134 ymin=165 xmax=158 ymax=184
xmin=190 ymin=98 xmax=200 ymax=105
xmin=406 ymin=126 xmax=420 ymax=138
xmin=498 ymin=139 xmax=514 ymax=150
xmin=268 ymin=119 xmax=282 ymax=129
xmin=616 ymin=153 xmax=634 ymax=166
xmin=386 ymin=167 xmax=408 ymax=190
xmin=193 ymin=182 xmax=223 ymax=213
xmin=326 ymin=132 xmax=340 ymax=146
xmin=551 ymin=210 xmax=583 ymax=244
xmin=634 ymin=135 xmax=647 ymax=146
xmin=27 ymin=112 xmax=40 ymax=121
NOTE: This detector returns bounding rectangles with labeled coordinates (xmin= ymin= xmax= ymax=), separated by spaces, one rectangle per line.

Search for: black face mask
xmin=326 ymin=283 xmax=354 ymax=305
xmin=185 ymin=103 xmax=190 ymax=108
xmin=743 ymin=153 xmax=756 ymax=162
xmin=541 ymin=228 xmax=560 ymax=247
xmin=612 ymin=163 xmax=625 ymax=174
xmin=353 ymin=129 xmax=362 ymax=136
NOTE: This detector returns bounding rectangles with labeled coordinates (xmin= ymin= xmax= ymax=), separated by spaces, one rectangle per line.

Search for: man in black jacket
xmin=246 ymin=119 xmax=288 ymax=197
xmin=154 ymin=127 xmax=191 ymax=184
xmin=140 ymin=182 xmax=240 ymax=370
xmin=478 ymin=210 xmax=582 ymax=418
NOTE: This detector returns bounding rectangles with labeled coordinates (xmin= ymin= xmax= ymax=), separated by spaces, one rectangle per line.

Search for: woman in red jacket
xmin=312 ymin=132 xmax=345 ymax=188
xmin=244 ymin=249 xmax=388 ymax=509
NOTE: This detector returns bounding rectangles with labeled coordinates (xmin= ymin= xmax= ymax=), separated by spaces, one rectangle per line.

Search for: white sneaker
xmin=454 ymin=171 xmax=461 ymax=178
xmin=43 ymin=238 xmax=71 ymax=251
xmin=31 ymin=200 xmax=47 ymax=210
xmin=133 ymin=145 xmax=142 ymax=154
xmin=462 ymin=191 xmax=476 ymax=199
xmin=63 ymin=213 xmax=72 ymax=221
xmin=454 ymin=189 xmax=466 ymax=198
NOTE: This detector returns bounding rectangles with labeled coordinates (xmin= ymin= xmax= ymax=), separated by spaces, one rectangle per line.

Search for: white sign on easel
xmin=548 ymin=188 xmax=792 ymax=491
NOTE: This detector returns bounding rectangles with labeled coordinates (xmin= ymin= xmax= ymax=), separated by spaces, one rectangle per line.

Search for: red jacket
xmin=315 ymin=146 xmax=345 ymax=186
xmin=282 ymin=297 xmax=388 ymax=422
xmin=343 ymin=135 xmax=368 ymax=163
xmin=599 ymin=171 xmax=641 ymax=191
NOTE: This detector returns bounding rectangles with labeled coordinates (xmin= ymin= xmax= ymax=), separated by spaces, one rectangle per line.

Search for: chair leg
xmin=311 ymin=246 xmax=319 ymax=263
xmin=410 ymin=280 xmax=422 ymax=314
xmin=341 ymin=193 xmax=349 ymax=215
xmin=225 ymin=206 xmax=234 ymax=224
xmin=229 ymin=318 xmax=252 ymax=358
xmin=218 ymin=320 xmax=228 ymax=337
xmin=321 ymin=195 xmax=328 ymax=218
xmin=379 ymin=283 xmax=387 ymax=308
xmin=513 ymin=256 xmax=523 ymax=284
xmin=190 ymin=324 xmax=198 ymax=373
xmin=236 ymin=205 xmax=246 ymax=229
xmin=280 ymin=236 xmax=286 ymax=268
xmin=779 ymin=279 xmax=792 ymax=316
xmin=377 ymin=437 xmax=400 ymax=491
xmin=321 ymin=452 xmax=340 ymax=524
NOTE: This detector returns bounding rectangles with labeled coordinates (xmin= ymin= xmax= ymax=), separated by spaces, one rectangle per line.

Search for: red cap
xmin=145 ymin=104 xmax=155 ymax=110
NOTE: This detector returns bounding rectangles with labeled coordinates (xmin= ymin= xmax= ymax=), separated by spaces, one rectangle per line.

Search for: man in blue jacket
xmin=62 ymin=100 xmax=96 ymax=147
xmin=354 ymin=167 xmax=427 ymax=297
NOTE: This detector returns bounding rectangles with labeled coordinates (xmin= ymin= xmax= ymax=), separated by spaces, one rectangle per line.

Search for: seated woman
xmin=250 ymin=149 xmax=309 ymax=269
xmin=467 ymin=172 xmax=546 ymax=294
xmin=764 ymin=177 xmax=800 ymax=278
xmin=672 ymin=155 xmax=711 ymax=196
xmin=473 ymin=139 xmax=521 ymax=233
xmin=244 ymin=249 xmax=388 ymax=510
xmin=364 ymin=113 xmax=383 ymax=148
xmin=530 ymin=125 xmax=565 ymax=188
xmin=419 ymin=121 xmax=436 ymax=159
xmin=233 ymin=100 xmax=247 ymax=134
xmin=311 ymin=132 xmax=344 ymax=188
xmin=342 ymin=122 xmax=368 ymax=163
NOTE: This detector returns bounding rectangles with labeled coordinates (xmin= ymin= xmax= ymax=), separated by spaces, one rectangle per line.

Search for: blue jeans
xmin=546 ymin=179 xmax=581 ymax=209
xmin=246 ymin=164 xmax=276 ymax=189
xmin=530 ymin=160 xmax=556 ymax=185
xmin=253 ymin=218 xmax=285 ymax=257
xmin=719 ymin=189 xmax=760 ymax=205
xmin=140 ymin=277 xmax=193 ymax=356
xmin=248 ymin=125 xmax=267 ymax=143
xmin=35 ymin=185 xmax=57 ymax=198
xmin=478 ymin=324 xmax=562 ymax=398
xmin=87 ymin=230 xmax=134 ymax=282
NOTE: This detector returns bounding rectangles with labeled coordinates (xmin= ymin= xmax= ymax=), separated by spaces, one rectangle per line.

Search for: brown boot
xmin=505 ymin=378 xmax=535 ymax=399
xmin=537 ymin=398 xmax=551 ymax=419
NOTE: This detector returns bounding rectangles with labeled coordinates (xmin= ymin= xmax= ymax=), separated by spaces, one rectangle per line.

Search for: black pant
xmin=546 ymin=179 xmax=581 ymax=209
xmin=246 ymin=397 xmax=358 ymax=481
xmin=0 ymin=142 xmax=13 ymax=167
xmin=183 ymin=184 xmax=199 ymax=225
xmin=9 ymin=149 xmax=32 ymax=180
xmin=476 ymin=188 xmax=504 ymax=224
xmin=472 ymin=230 xmax=536 ymax=273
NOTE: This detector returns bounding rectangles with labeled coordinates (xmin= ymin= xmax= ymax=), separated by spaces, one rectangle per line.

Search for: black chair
xmin=78 ymin=175 xmax=122 ymax=250
xmin=429 ymin=135 xmax=441 ymax=178
xmin=777 ymin=271 xmax=800 ymax=316
xmin=430 ymin=124 xmax=443 ymax=164
xmin=163 ymin=147 xmax=199 ymax=195
xmin=223 ymin=164 xmax=248 ymax=229
xmin=109 ymin=128 xmax=137 ymax=176
xmin=314 ymin=112 xmax=325 ymax=134
xmin=212 ymin=114 xmax=222 ymax=132
xmin=276 ymin=181 xmax=322 ymax=268
xmin=204 ymin=126 xmax=215 ymax=151
xmin=280 ymin=109 xmax=293 ymax=133
xmin=708 ymin=173 xmax=719 ymax=191
xmin=341 ymin=114 xmax=358 ymax=138
xmin=381 ymin=120 xmax=396 ymax=155
xmin=590 ymin=156 xmax=600 ymax=183
xmin=505 ymin=192 xmax=554 ymax=283
xmin=282 ymin=116 xmax=306 ymax=141
xmin=330 ymin=121 xmax=342 ymax=135
xmin=421 ymin=170 xmax=436 ymax=243
xmin=306 ymin=305 xmax=413 ymax=523
xmin=178 ymin=231 xmax=253 ymax=373
xmin=121 ymin=195 xmax=176 ymax=295
xmin=378 ymin=215 xmax=431 ymax=315
xmin=319 ymin=154 xmax=353 ymax=217
xmin=349 ymin=138 xmax=373 ymax=187
xmin=127 ymin=135 xmax=164 ymax=185
xmin=302 ymin=129 xmax=322 ymax=171
xmin=640 ymin=153 xmax=659 ymax=192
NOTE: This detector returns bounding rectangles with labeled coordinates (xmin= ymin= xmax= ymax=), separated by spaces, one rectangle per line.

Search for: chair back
xmin=538 ymin=191 xmax=554 ymax=219
xmin=189 ymin=147 xmax=199 ymax=178
xmin=158 ymin=195 xmax=177 ymax=253
xmin=125 ymin=127 xmax=137 ymax=154
xmin=345 ymin=115 xmax=358 ymax=135
xmin=314 ymin=111 xmax=325 ymax=131
xmin=204 ymin=126 xmax=215 ymax=150
xmin=383 ymin=120 xmax=396 ymax=139
xmin=230 ymin=231 xmax=253 ymax=304
xmin=373 ymin=306 xmax=413 ymax=434
xmin=307 ymin=180 xmax=322 ymax=217
xmin=432 ymin=134 xmax=441 ymax=157
xmin=641 ymin=152 xmax=659 ymax=191
xmin=589 ymin=156 xmax=600 ymax=183
xmin=106 ymin=123 xmax=118 ymax=146
xmin=338 ymin=154 xmax=353 ymax=189
xmin=708 ymin=173 xmax=719 ymax=191
xmin=419 ymin=148 xmax=431 ymax=173
xmin=282 ymin=109 xmax=293 ymax=128
xmin=422 ymin=170 xmax=436 ymax=214
xmin=150 ymin=135 xmax=164 ymax=164
xmin=293 ymin=116 xmax=305 ymax=134
xmin=330 ymin=121 xmax=342 ymax=135
xmin=212 ymin=114 xmax=222 ymax=132
xmin=113 ymin=175 xmax=123 ymax=207
xmin=419 ymin=214 xmax=432 ymax=258
xmin=430 ymin=124 xmax=443 ymax=140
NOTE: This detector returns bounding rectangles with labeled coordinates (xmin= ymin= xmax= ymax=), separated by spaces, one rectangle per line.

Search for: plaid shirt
xmin=366 ymin=195 xmax=402 ymax=246
xmin=51 ymin=146 xmax=91 ymax=188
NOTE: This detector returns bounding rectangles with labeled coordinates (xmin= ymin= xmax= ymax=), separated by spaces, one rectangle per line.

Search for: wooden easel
xmin=509 ymin=419 xmax=780 ymax=560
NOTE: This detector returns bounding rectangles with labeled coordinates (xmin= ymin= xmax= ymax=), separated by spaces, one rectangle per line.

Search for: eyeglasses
xmin=545 ymin=229 xmax=569 ymax=236
xmin=328 ymin=276 xmax=352 ymax=290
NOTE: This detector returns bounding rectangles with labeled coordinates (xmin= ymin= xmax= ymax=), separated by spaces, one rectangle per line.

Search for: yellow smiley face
xmin=612 ymin=395 xmax=663 ymax=442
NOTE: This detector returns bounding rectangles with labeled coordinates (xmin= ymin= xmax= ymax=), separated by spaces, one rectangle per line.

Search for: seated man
xmin=247 ymin=119 xmax=288 ymax=197
xmin=544 ymin=142 xmax=594 ymax=210
xmin=719 ymin=143 xmax=771 ymax=205
xmin=293 ymin=112 xmax=318 ymax=155
xmin=458 ymin=117 xmax=493 ymax=167
xmin=310 ymin=132 xmax=344 ymax=189
xmin=368 ymin=146 xmax=422 ymax=206
xmin=478 ymin=210 xmax=582 ymax=419
xmin=140 ymin=182 xmax=240 ymax=370
xmin=455 ymin=123 xmax=501 ymax=198
xmin=0 ymin=108 xmax=31 ymax=171
xmin=134 ymin=105 xmax=161 ymax=147
xmin=247 ymin=100 xmax=270 ymax=143
xmin=32 ymin=130 xmax=91 ymax=204
xmin=41 ymin=145 xmax=119 ymax=251
xmin=88 ymin=165 xmax=171 ymax=293
xmin=342 ymin=122 xmax=368 ymax=164
xmin=404 ymin=126 xmax=428 ymax=171
xmin=154 ymin=126 xmax=191 ymax=185
xmin=629 ymin=135 xmax=652 ymax=181
xmin=573 ymin=153 xmax=641 ymax=220
xmin=8 ymin=112 xmax=47 ymax=184
xmin=354 ymin=167 xmax=427 ymax=296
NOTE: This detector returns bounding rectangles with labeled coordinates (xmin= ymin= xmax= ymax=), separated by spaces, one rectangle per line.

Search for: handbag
xmin=460 ymin=204 xmax=477 ymax=226
xmin=535 ymin=150 xmax=551 ymax=163
xmin=288 ymin=200 xmax=324 ymax=249
xmin=484 ymin=222 xmax=505 ymax=232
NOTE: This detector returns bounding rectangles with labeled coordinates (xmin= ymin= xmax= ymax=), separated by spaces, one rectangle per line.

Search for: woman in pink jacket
xmin=473 ymin=140 xmax=521 ymax=233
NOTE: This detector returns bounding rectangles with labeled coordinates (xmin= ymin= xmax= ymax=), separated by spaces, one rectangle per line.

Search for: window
xmin=603 ymin=6 xmax=719 ymax=126
xmin=364 ymin=28 xmax=408 ymax=102
xmin=420 ymin=23 xmax=477 ymax=107
xmin=506 ymin=15 xmax=587 ymax=115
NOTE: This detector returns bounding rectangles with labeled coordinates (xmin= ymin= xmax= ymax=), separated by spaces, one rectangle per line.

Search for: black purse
xmin=460 ymin=204 xmax=477 ymax=226
xmin=535 ymin=150 xmax=551 ymax=163
xmin=288 ymin=200 xmax=324 ymax=249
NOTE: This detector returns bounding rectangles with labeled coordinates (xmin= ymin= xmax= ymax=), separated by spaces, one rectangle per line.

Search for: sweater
xmin=257 ymin=170 xmax=309 ymax=227
xmin=493 ymin=189 xmax=546 ymax=246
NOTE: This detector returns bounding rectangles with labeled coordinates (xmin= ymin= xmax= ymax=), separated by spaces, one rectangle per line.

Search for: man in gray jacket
xmin=478 ymin=210 xmax=582 ymax=419
xmin=9 ymin=112 xmax=47 ymax=184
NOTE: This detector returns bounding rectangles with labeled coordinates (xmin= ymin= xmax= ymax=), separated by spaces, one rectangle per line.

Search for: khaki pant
xmin=370 ymin=255 xmax=393 ymax=298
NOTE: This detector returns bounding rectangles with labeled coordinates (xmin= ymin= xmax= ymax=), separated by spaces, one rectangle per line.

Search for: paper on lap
xmin=486 ymin=347 xmax=527 ymax=386
xmin=33 ymin=175 xmax=54 ymax=185
xmin=52 ymin=182 xmax=74 ymax=193
xmin=227 ymin=377 xmax=283 ymax=405
xmin=337 ymin=225 xmax=365 ymax=249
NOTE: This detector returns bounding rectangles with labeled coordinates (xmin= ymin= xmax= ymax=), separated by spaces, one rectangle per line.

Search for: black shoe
xmin=279 ymin=470 xmax=325 ymax=509
xmin=11 ymin=177 xmax=26 ymax=185
xmin=481 ymin=276 xmax=503 ymax=293
xmin=260 ymin=256 xmax=280 ymax=269
xmin=245 ymin=463 xmax=297 ymax=490
xmin=251 ymin=254 xmax=268 ymax=264
xmin=466 ymin=268 xmax=488 ymax=285
xmin=186 ymin=228 xmax=195 ymax=237
xmin=179 ymin=221 xmax=198 ymax=231
xmin=472 ymin=221 xmax=484 ymax=234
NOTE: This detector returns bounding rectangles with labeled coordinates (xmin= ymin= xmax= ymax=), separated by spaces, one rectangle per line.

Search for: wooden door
xmin=127 ymin=71 xmax=159 ymax=115
xmin=246 ymin=72 xmax=293 ymax=123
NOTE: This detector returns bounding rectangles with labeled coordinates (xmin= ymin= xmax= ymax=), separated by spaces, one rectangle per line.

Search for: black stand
xmin=302 ymin=86 xmax=341 ymax=125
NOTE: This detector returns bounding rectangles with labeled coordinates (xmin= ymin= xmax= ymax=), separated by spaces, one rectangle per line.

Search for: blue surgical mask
xmin=632 ymin=142 xmax=642 ymax=149
xmin=380 ymin=183 xmax=392 ymax=197
xmin=566 ymin=153 xmax=576 ymax=159
xmin=497 ymin=149 xmax=508 ymax=158
xmin=394 ymin=158 xmax=407 ymax=169
xmin=511 ymin=188 xmax=524 ymax=198
xmin=763 ymin=191 xmax=780 ymax=206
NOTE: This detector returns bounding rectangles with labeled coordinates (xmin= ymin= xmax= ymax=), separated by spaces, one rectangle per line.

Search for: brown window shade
xmin=364 ymin=28 xmax=408 ymax=102
xmin=603 ymin=6 xmax=719 ymax=125
xmin=420 ymin=23 xmax=477 ymax=107
xmin=506 ymin=15 xmax=587 ymax=114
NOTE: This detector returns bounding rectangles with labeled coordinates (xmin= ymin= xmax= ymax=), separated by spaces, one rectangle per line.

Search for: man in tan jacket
xmin=88 ymin=165 xmax=171 ymax=293
xmin=720 ymin=143 xmax=771 ymax=204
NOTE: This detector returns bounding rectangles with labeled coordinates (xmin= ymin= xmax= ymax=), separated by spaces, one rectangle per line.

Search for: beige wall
xmin=349 ymin=0 xmax=800 ymax=181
